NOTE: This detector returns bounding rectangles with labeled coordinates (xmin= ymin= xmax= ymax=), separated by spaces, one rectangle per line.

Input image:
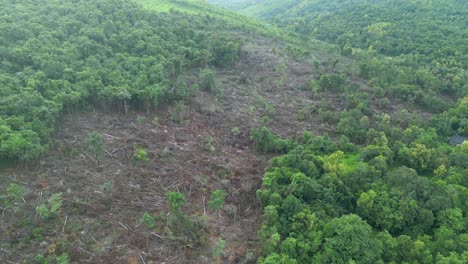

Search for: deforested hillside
xmin=0 ymin=0 xmax=358 ymax=262
xmin=1 ymin=0 xmax=467 ymax=264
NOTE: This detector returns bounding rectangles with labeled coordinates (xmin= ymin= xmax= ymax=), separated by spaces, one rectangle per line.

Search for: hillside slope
xmin=212 ymin=0 xmax=467 ymax=111
xmin=206 ymin=1 xmax=468 ymax=264
xmin=212 ymin=0 xmax=467 ymax=70
xmin=235 ymin=0 xmax=467 ymax=57
xmin=1 ymin=0 xmax=467 ymax=263
xmin=136 ymin=0 xmax=283 ymax=36
xmin=0 ymin=0 xmax=249 ymax=161
xmin=1 ymin=0 xmax=355 ymax=263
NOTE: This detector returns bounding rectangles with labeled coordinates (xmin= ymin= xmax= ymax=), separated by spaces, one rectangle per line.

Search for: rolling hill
xmin=0 ymin=0 xmax=466 ymax=263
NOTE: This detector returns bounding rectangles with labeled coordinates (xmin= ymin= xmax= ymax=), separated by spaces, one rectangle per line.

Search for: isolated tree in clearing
xmin=87 ymin=131 xmax=105 ymax=168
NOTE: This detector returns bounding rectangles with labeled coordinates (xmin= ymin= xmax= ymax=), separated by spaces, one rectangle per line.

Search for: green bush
xmin=169 ymin=101 xmax=188 ymax=124
xmin=318 ymin=74 xmax=346 ymax=91
xmin=200 ymin=68 xmax=218 ymax=94
xmin=36 ymin=193 xmax=63 ymax=220
xmin=250 ymin=127 xmax=295 ymax=153
xmin=141 ymin=212 xmax=156 ymax=229
xmin=133 ymin=145 xmax=149 ymax=162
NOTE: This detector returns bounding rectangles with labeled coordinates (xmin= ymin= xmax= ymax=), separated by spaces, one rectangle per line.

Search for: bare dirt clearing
xmin=1 ymin=109 xmax=270 ymax=263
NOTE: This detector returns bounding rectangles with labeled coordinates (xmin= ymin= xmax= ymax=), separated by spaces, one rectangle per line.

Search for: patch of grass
xmin=202 ymin=136 xmax=217 ymax=152
xmin=212 ymin=238 xmax=225 ymax=257
xmin=135 ymin=0 xmax=284 ymax=39
xmin=342 ymin=153 xmax=359 ymax=172
xmin=31 ymin=227 xmax=44 ymax=241
xmin=438 ymin=143 xmax=453 ymax=152
xmin=231 ymin=127 xmax=240 ymax=135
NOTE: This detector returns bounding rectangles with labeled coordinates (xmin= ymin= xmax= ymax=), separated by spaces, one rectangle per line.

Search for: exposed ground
xmin=0 ymin=35 xmax=420 ymax=263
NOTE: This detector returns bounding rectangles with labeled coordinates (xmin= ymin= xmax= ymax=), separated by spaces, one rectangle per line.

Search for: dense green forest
xmin=0 ymin=0 xmax=244 ymax=161
xmin=1 ymin=0 xmax=467 ymax=263
xmin=252 ymin=103 xmax=468 ymax=263
xmin=230 ymin=0 xmax=467 ymax=58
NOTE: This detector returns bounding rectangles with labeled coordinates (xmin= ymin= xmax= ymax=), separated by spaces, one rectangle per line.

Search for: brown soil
xmin=1 ymin=107 xmax=271 ymax=263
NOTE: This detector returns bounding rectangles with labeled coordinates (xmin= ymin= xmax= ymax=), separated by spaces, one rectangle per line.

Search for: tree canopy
xmin=0 ymin=0 xmax=242 ymax=161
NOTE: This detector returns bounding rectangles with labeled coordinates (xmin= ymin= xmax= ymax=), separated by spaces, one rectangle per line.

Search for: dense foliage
xmin=0 ymin=0 xmax=242 ymax=161
xmin=255 ymin=122 xmax=468 ymax=263
xmin=235 ymin=0 xmax=467 ymax=58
